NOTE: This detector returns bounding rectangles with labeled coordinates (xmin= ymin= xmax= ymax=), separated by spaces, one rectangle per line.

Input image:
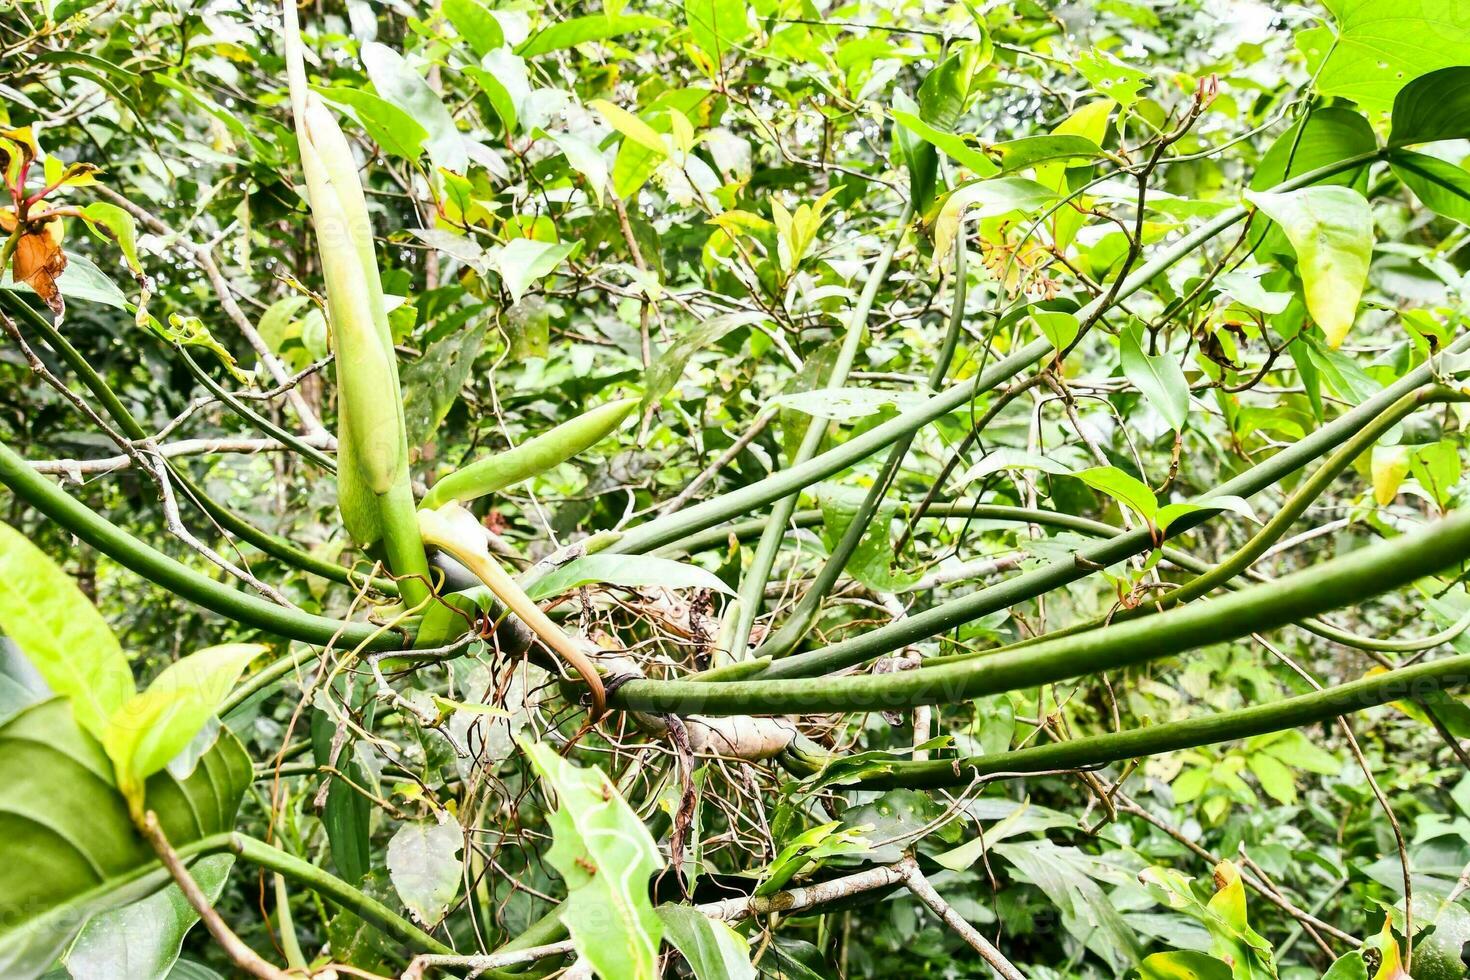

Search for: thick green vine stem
xmin=0 ymin=438 xmax=396 ymax=651
xmin=601 ymin=150 xmax=1382 ymax=561
xmin=940 ymin=384 xmax=1468 ymax=661
xmin=727 ymin=200 xmax=915 ymax=655
xmin=608 ymin=507 xmax=1470 ymax=715
xmin=0 ymin=292 xmax=398 ymax=595
xmin=753 ymin=333 xmax=1470 ymax=681
xmin=176 ymin=833 xmax=453 ymax=956
xmin=753 ymin=234 xmax=971 ymax=661
xmin=834 ymin=650 xmax=1470 ymax=789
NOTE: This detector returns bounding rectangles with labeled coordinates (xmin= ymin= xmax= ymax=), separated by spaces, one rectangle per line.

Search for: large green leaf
xmin=523 ymin=741 xmax=664 ymax=980
xmin=386 ymin=818 xmax=462 ymax=926
xmin=62 ymin=855 xmax=235 ymax=980
xmin=442 ymin=0 xmax=504 ymax=58
xmin=656 ymin=905 xmax=755 ymax=980
xmin=361 ymin=41 xmax=465 ymax=172
xmin=1120 ymin=322 xmax=1190 ymax=431
xmin=0 ymin=520 xmax=132 ymax=739
xmin=1390 ymin=149 xmax=1470 ymax=225
xmin=313 ymin=86 xmax=429 ymax=161
xmin=1245 ymin=186 xmax=1373 ymax=347
xmin=1388 ymin=66 xmax=1470 ymax=146
xmin=1302 ymin=0 xmax=1470 ymax=110
xmin=0 ymin=699 xmax=250 ymax=980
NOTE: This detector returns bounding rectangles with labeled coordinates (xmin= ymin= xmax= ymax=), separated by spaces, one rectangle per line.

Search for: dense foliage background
xmin=6 ymin=0 xmax=1470 ymax=977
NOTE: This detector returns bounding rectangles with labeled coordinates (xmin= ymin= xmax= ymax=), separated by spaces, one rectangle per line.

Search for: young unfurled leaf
xmin=0 ymin=520 xmax=132 ymax=739
xmin=102 ymin=643 xmax=265 ymax=814
xmin=523 ymin=741 xmax=664 ymax=980
xmin=1245 ymin=187 xmax=1373 ymax=347
xmin=1032 ymin=310 xmax=1080 ymax=353
xmin=78 ymin=201 xmax=142 ymax=276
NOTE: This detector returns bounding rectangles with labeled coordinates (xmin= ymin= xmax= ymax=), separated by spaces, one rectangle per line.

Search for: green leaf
xmin=0 ymin=699 xmax=249 ymax=980
xmin=656 ymin=905 xmax=755 ymax=980
xmin=817 ymin=484 xmax=921 ymax=593
xmin=591 ymin=99 xmax=668 ymax=157
xmin=0 ymin=520 xmax=132 ymax=739
xmin=756 ymin=822 xmax=869 ymax=897
xmin=646 ymin=311 xmax=768 ymax=406
xmin=1388 ymin=66 xmax=1470 ymax=146
xmin=1033 ymin=310 xmax=1080 ymax=353
xmin=548 ymin=130 xmax=608 ymax=205
xmin=1246 ymin=186 xmax=1373 ymax=347
xmin=102 ymin=644 xmax=264 ymax=813
xmin=400 ymin=321 xmax=489 ymax=449
xmin=1321 ymin=952 xmax=1370 ymax=980
xmin=1251 ymin=106 xmax=1376 ymax=192
xmin=992 ymin=134 xmax=1104 ymax=174
xmin=78 ymin=201 xmax=142 ymax=275
xmin=523 ymin=741 xmax=664 ymax=980
xmin=1389 ymin=149 xmax=1470 ymax=225
xmin=526 ymin=553 xmax=735 ymax=601
xmin=1120 ymin=322 xmax=1190 ymax=431
xmin=1074 ymin=466 xmax=1157 ymax=525
xmin=684 ymin=0 xmax=751 ymax=65
xmin=518 ymin=13 xmax=669 ymax=57
xmin=314 ymin=86 xmax=429 ymax=161
xmin=63 ymin=855 xmax=234 ymax=980
xmin=490 ymin=238 xmax=575 ymax=304
xmin=442 ymin=0 xmax=504 ymax=58
xmin=1134 ymin=951 xmax=1233 ymax=980
xmin=917 ymin=42 xmax=990 ymax=130
xmin=1076 ymin=48 xmax=1151 ymax=107
xmin=1304 ymin=1 xmax=1470 ymax=110
xmin=1245 ymin=751 xmax=1296 ymax=805
xmin=361 ymin=41 xmax=465 ymax=172
xmin=464 ymin=51 xmax=530 ymax=134
xmin=889 ymin=110 xmax=997 ymax=178
xmin=386 ymin=817 xmax=462 ymax=926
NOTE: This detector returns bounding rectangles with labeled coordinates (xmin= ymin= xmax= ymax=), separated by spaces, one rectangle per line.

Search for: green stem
xmin=843 ymin=650 xmax=1470 ymax=789
xmin=754 ymin=232 xmax=967 ymax=660
xmin=607 ymin=507 xmax=1470 ymax=715
xmin=954 ymin=385 xmax=1465 ymax=658
xmin=727 ymin=201 xmax=914 ymax=655
xmin=602 ymin=150 xmax=1384 ymax=560
xmin=176 ymin=832 xmax=453 ymax=955
xmin=0 ymin=292 xmax=396 ymax=594
xmin=0 ymin=437 xmax=398 ymax=650
xmin=171 ymin=341 xmax=337 ymax=473
xmin=754 ymin=334 xmax=1470 ymax=681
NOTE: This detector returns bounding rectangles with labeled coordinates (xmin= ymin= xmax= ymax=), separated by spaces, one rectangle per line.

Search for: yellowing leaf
xmin=590 ymin=99 xmax=668 ymax=158
xmin=0 ymin=520 xmax=133 ymax=740
xmin=1371 ymin=444 xmax=1411 ymax=506
xmin=103 ymin=643 xmax=265 ymax=814
xmin=1246 ymin=187 xmax=1373 ymax=347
